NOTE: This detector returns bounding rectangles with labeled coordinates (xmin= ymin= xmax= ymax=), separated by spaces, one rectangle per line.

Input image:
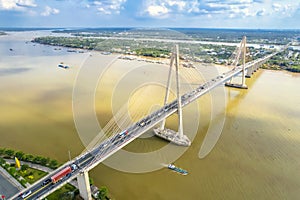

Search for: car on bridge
xmin=138 ymin=118 xmax=151 ymax=127
xmin=42 ymin=178 xmax=51 ymax=186
xmin=19 ymin=190 xmax=31 ymax=199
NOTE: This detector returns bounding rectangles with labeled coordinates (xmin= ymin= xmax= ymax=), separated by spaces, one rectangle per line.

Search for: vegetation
xmin=0 ymin=148 xmax=59 ymax=169
xmin=32 ymin=36 xmax=104 ymax=50
xmin=45 ymin=28 xmax=300 ymax=71
xmin=32 ymin=35 xmax=255 ymax=62
xmin=0 ymin=148 xmax=57 ymax=190
xmin=287 ymin=65 xmax=300 ymax=72
xmin=96 ymin=186 xmax=110 ymax=200
xmin=0 ymin=160 xmax=47 ymax=187
xmin=263 ymin=49 xmax=300 ymax=73
xmin=135 ymin=48 xmax=170 ymax=57
xmin=32 ymin=29 xmax=299 ymax=73
xmin=46 ymin=184 xmax=81 ymax=200
xmin=17 ymin=167 xmax=47 ymax=184
xmin=53 ymin=28 xmax=300 ymax=45
xmin=0 ymin=148 xmax=110 ymax=199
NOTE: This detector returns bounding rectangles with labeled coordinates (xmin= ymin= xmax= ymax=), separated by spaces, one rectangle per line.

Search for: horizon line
xmin=1 ymin=27 xmax=300 ymax=31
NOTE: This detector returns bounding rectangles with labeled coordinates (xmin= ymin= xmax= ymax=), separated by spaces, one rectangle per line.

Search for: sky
xmin=0 ymin=0 xmax=300 ymax=29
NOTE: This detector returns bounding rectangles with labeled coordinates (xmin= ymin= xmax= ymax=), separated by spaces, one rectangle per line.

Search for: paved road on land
xmin=0 ymin=171 xmax=19 ymax=199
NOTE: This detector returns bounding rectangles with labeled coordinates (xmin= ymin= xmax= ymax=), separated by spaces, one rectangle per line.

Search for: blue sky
xmin=0 ymin=0 xmax=300 ymax=28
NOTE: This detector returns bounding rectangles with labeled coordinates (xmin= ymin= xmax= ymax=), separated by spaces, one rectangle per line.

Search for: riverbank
xmin=32 ymin=35 xmax=300 ymax=74
xmin=0 ymin=147 xmax=110 ymax=199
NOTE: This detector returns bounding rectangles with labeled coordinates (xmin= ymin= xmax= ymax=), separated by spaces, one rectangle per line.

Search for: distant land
xmin=2 ymin=27 xmax=300 ymax=72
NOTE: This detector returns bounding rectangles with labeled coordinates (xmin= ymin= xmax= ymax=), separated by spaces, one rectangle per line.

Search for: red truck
xmin=51 ymin=166 xmax=72 ymax=184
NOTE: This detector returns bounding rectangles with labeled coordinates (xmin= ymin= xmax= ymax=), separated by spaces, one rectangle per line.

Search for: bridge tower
xmin=225 ymin=36 xmax=248 ymax=89
xmin=153 ymin=44 xmax=191 ymax=146
xmin=77 ymin=171 xmax=92 ymax=200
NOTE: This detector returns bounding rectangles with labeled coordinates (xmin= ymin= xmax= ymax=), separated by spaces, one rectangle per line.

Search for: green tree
xmin=0 ymin=157 xmax=5 ymax=165
xmin=89 ymin=177 xmax=94 ymax=185
xmin=97 ymin=186 xmax=109 ymax=200
xmin=4 ymin=149 xmax=14 ymax=157
xmin=20 ymin=179 xmax=27 ymax=187
xmin=0 ymin=148 xmax=5 ymax=155
xmin=9 ymin=167 xmax=16 ymax=175
xmin=4 ymin=163 xmax=10 ymax=169
xmin=21 ymin=164 xmax=29 ymax=171
xmin=49 ymin=160 xmax=58 ymax=169
xmin=15 ymin=151 xmax=25 ymax=159
xmin=33 ymin=156 xmax=43 ymax=164
xmin=23 ymin=154 xmax=34 ymax=162
xmin=40 ymin=157 xmax=50 ymax=166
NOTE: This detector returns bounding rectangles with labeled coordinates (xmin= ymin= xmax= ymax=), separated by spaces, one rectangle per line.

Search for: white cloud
xmin=143 ymin=0 xmax=201 ymax=18
xmin=16 ymin=0 xmax=36 ymax=7
xmin=41 ymin=6 xmax=59 ymax=16
xmin=272 ymin=3 xmax=297 ymax=16
xmin=147 ymin=4 xmax=169 ymax=17
xmin=168 ymin=0 xmax=186 ymax=11
xmin=0 ymin=0 xmax=36 ymax=10
xmin=92 ymin=0 xmax=126 ymax=15
xmin=256 ymin=8 xmax=266 ymax=16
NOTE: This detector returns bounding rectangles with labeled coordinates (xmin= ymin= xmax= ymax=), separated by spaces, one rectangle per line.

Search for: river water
xmin=0 ymin=31 xmax=299 ymax=200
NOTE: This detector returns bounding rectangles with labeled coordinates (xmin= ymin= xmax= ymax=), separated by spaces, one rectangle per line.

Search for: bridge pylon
xmin=225 ymin=36 xmax=248 ymax=89
xmin=153 ymin=44 xmax=191 ymax=146
xmin=77 ymin=170 xmax=92 ymax=200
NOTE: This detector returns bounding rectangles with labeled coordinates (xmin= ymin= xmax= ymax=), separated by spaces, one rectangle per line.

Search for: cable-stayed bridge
xmin=11 ymin=37 xmax=288 ymax=200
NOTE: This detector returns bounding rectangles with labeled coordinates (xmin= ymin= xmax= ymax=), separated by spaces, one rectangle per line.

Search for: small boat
xmin=58 ymin=64 xmax=69 ymax=69
xmin=167 ymin=164 xmax=188 ymax=175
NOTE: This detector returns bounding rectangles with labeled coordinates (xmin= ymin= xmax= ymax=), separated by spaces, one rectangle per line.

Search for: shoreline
xmin=29 ymin=35 xmax=300 ymax=74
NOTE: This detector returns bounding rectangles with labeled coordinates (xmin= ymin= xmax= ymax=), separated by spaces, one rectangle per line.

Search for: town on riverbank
xmin=28 ymin=28 xmax=300 ymax=73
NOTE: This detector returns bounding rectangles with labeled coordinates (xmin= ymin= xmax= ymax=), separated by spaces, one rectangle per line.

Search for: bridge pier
xmin=246 ymin=61 xmax=263 ymax=78
xmin=77 ymin=171 xmax=92 ymax=200
xmin=245 ymin=64 xmax=254 ymax=78
xmin=154 ymin=44 xmax=191 ymax=146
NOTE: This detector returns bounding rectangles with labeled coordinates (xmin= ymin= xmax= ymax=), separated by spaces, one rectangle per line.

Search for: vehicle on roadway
xmin=118 ymin=130 xmax=128 ymax=137
xmin=51 ymin=164 xmax=77 ymax=184
xmin=19 ymin=190 xmax=32 ymax=199
xmin=42 ymin=178 xmax=51 ymax=186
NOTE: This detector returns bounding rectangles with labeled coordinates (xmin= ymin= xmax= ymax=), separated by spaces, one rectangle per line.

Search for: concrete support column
xmin=174 ymin=44 xmax=184 ymax=138
xmin=77 ymin=171 xmax=92 ymax=200
xmin=160 ymin=53 xmax=174 ymax=130
xmin=254 ymin=63 xmax=259 ymax=71
xmin=246 ymin=66 xmax=253 ymax=78
xmin=241 ymin=36 xmax=247 ymax=88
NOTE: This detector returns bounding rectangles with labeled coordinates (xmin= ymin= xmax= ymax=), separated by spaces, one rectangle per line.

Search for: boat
xmin=167 ymin=164 xmax=188 ymax=175
xmin=58 ymin=64 xmax=69 ymax=69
